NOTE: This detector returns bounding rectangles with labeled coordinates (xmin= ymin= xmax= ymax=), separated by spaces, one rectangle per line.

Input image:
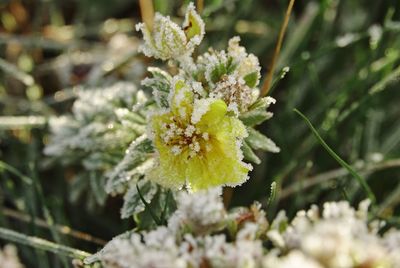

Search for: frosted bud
xmin=136 ymin=3 xmax=204 ymax=61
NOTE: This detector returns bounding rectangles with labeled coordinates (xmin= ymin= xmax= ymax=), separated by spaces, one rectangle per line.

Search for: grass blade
xmin=0 ymin=227 xmax=91 ymax=260
xmin=294 ymin=108 xmax=376 ymax=204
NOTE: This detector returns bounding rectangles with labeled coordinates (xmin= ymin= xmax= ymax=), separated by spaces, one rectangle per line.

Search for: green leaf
xmin=246 ymin=128 xmax=280 ymax=153
xmin=242 ymin=141 xmax=261 ymax=164
xmin=121 ymin=180 xmax=158 ymax=219
xmin=243 ymin=71 xmax=259 ymax=88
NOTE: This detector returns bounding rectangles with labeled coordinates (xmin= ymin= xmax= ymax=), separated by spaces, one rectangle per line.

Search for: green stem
xmin=0 ymin=227 xmax=91 ymax=260
xmin=294 ymin=108 xmax=376 ymax=204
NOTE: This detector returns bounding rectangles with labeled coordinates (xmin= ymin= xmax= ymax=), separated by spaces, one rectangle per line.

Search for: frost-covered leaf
xmin=242 ymin=140 xmax=261 ymax=164
xmin=246 ymin=128 xmax=280 ymax=153
xmin=106 ymin=135 xmax=154 ymax=194
xmin=142 ymin=67 xmax=172 ymax=108
xmin=239 ymin=109 xmax=272 ymax=126
xmin=239 ymin=97 xmax=276 ymax=126
xmin=183 ymin=3 xmax=205 ymax=41
xmin=135 ymin=3 xmax=204 ymax=61
xmin=121 ymin=180 xmax=158 ymax=219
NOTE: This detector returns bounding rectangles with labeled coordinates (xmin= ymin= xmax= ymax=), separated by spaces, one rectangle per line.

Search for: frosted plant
xmin=45 ymin=1 xmax=278 ymax=220
xmin=0 ymin=245 xmax=24 ymax=268
xmin=85 ymin=192 xmax=400 ymax=268
xmin=44 ymin=82 xmax=150 ymax=208
xmin=137 ymin=3 xmax=279 ymax=192
xmin=86 ymin=188 xmax=268 ymax=268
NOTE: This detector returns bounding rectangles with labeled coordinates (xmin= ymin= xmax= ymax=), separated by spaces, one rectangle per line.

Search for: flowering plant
xmin=45 ymin=2 xmax=278 ymax=220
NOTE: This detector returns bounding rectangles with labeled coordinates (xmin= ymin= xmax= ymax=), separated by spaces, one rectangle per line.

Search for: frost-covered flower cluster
xmin=86 ymin=189 xmax=400 ymax=268
xmin=87 ymin=188 xmax=268 ymax=268
xmin=0 ymin=245 xmax=24 ymax=268
xmin=266 ymin=200 xmax=400 ymax=268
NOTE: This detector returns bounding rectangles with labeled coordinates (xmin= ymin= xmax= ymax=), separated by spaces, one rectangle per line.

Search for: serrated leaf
xmin=246 ymin=128 xmax=280 ymax=153
xmin=242 ymin=140 xmax=261 ymax=164
xmin=243 ymin=71 xmax=259 ymax=88
xmin=121 ymin=180 xmax=158 ymax=219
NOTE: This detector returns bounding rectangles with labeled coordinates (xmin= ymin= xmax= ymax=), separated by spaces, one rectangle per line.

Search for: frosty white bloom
xmin=0 ymin=245 xmax=24 ymax=268
xmin=168 ymin=187 xmax=226 ymax=235
xmin=98 ymin=230 xmax=186 ymax=268
xmin=136 ymin=3 xmax=204 ymax=61
xmin=263 ymin=250 xmax=323 ymax=268
xmin=281 ymin=200 xmax=395 ymax=268
xmin=180 ymin=233 xmax=264 ymax=268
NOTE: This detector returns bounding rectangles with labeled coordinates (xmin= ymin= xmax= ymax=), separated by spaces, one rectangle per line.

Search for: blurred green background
xmin=1 ymin=0 xmax=400 ymax=267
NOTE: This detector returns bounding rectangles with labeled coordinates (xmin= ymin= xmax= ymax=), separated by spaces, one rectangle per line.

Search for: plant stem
xmin=197 ymin=0 xmax=204 ymax=14
xmin=0 ymin=227 xmax=91 ymax=260
xmin=1 ymin=207 xmax=107 ymax=245
xmin=261 ymin=0 xmax=296 ymax=96
xmin=139 ymin=0 xmax=154 ymax=31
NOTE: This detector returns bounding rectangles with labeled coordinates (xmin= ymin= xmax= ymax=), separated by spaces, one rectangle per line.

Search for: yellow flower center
xmin=160 ymin=117 xmax=210 ymax=159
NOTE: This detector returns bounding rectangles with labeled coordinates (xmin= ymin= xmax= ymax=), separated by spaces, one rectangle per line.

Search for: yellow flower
xmin=149 ymin=78 xmax=252 ymax=191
